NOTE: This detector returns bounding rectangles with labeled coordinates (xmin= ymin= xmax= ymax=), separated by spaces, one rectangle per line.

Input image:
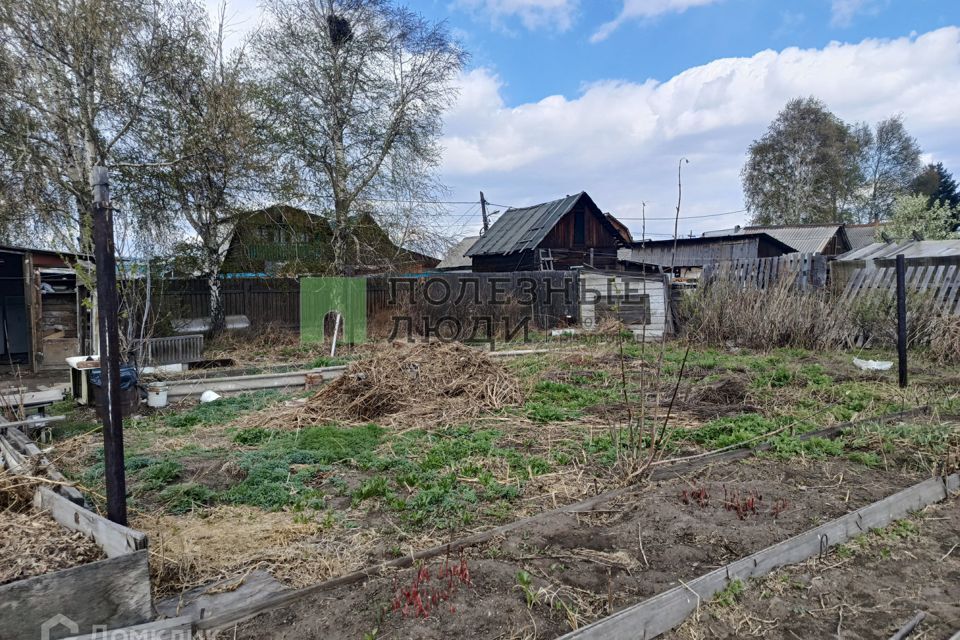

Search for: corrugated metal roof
xmin=837 ymin=239 xmax=960 ymax=260
xmin=436 ymin=236 xmax=478 ymax=270
xmin=844 ymin=223 xmax=883 ymax=250
xmin=466 ymin=193 xmax=584 ymax=257
xmin=619 ymin=232 xmax=795 ymax=268
xmin=739 ymin=224 xmax=844 ymax=254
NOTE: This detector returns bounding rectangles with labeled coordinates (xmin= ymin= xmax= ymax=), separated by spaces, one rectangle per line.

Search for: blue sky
xmin=421 ymin=1 xmax=958 ymax=106
xmin=214 ymin=0 xmax=960 ymax=242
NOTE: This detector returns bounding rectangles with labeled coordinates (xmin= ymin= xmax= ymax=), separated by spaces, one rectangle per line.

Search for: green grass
xmin=713 ymin=579 xmax=745 ymax=607
xmin=165 ymin=391 xmax=284 ymax=430
xmin=48 ymin=399 xmax=100 ymax=439
xmin=347 ymin=425 xmax=551 ymax=529
xmin=137 ymin=459 xmax=183 ymax=492
xmin=310 ymin=355 xmax=350 ymax=368
xmin=687 ymin=414 xmax=798 ymax=450
xmin=159 ymin=483 xmax=217 ymax=514
xmin=524 ymin=380 xmax=615 ymax=422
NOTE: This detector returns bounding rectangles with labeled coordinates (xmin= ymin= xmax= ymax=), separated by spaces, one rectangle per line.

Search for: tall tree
xmin=135 ymin=10 xmax=268 ymax=335
xmin=0 ymin=0 xmax=202 ymax=251
xmin=742 ymin=97 xmax=867 ymax=225
xmin=256 ymin=0 xmax=466 ymax=274
xmin=858 ymin=115 xmax=922 ymax=222
xmin=911 ymin=162 xmax=960 ymax=211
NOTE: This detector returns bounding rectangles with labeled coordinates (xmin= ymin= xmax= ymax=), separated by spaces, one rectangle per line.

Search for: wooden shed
xmin=465 ymin=192 xmax=630 ymax=272
xmin=0 ymin=246 xmax=92 ymax=371
xmin=618 ymin=232 xmax=795 ymax=278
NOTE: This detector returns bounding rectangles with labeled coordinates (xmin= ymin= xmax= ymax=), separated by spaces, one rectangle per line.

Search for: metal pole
xmin=895 ymin=253 xmax=908 ymax=389
xmin=92 ymin=166 xmax=128 ymax=525
xmin=480 ymin=191 xmax=489 ymax=235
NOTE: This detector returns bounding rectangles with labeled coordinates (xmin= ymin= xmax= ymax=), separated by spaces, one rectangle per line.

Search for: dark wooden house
xmin=465 ymin=192 xmax=630 ymax=272
xmin=0 ymin=245 xmax=93 ymax=371
xmin=618 ymin=232 xmax=795 ymax=277
xmin=221 ymin=206 xmax=437 ymax=276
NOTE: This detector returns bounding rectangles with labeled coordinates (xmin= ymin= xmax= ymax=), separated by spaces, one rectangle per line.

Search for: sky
xmin=212 ymin=0 xmax=960 ymax=243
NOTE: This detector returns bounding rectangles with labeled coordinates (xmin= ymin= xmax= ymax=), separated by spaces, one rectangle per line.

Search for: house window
xmin=574 ymin=211 xmax=585 ymax=245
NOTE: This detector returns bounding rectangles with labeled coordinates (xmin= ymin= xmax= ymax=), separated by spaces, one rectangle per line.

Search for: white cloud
xmin=591 ymin=0 xmax=722 ymax=43
xmin=830 ymin=0 xmax=886 ymax=28
xmin=440 ymin=28 xmax=960 ymax=239
xmin=455 ymin=0 xmax=579 ymax=32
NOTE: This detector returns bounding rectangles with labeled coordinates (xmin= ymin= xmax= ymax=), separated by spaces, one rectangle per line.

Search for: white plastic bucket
xmin=147 ymin=383 xmax=168 ymax=408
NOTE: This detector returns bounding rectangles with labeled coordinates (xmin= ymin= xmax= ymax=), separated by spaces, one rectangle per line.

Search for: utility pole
xmin=480 ymin=191 xmax=489 ymax=235
xmin=92 ymin=166 xmax=127 ymax=525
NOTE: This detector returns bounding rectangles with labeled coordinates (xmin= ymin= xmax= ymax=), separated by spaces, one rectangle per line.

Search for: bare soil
xmin=229 ymin=458 xmax=928 ymax=640
xmin=666 ymin=495 xmax=960 ymax=640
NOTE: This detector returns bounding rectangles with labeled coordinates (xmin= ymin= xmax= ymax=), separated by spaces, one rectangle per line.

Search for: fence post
xmin=896 ymin=254 xmax=908 ymax=388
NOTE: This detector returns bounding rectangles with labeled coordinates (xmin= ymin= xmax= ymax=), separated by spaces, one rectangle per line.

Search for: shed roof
xmin=466 ymin=192 xmax=618 ymax=257
xmin=436 ymin=236 xmax=479 ymax=270
xmin=739 ymin=224 xmax=848 ymax=254
xmin=837 ymin=239 xmax=960 ymax=261
xmin=844 ymin=223 xmax=884 ymax=250
xmin=619 ymin=232 xmax=795 ymax=268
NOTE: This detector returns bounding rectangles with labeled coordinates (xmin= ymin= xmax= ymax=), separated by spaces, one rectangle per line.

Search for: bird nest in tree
xmin=284 ymin=342 xmax=524 ymax=428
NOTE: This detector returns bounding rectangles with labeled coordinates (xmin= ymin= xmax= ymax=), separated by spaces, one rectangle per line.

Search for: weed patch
xmin=165 ymin=391 xmax=284 ymax=430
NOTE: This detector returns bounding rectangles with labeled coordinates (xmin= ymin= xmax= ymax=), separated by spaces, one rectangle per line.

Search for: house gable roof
xmin=436 ymin=236 xmax=479 ymax=270
xmin=465 ymin=192 xmax=621 ymax=257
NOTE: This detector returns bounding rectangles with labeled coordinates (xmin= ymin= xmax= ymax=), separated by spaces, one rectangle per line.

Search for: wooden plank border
xmin=33 ymin=487 xmax=147 ymax=558
xmin=558 ymin=473 xmax=959 ymax=640
xmin=0 ymin=549 xmax=152 ymax=640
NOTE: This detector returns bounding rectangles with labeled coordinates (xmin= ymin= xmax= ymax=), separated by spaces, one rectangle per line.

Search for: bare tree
xmin=256 ymin=0 xmax=466 ymax=274
xmin=136 ymin=9 xmax=268 ymax=335
xmin=0 ymin=0 xmax=203 ymax=252
xmin=859 ymin=115 xmax=922 ymax=222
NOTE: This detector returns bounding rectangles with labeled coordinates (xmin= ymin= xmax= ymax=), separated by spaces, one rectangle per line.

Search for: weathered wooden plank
xmin=62 ymin=616 xmax=192 ymax=640
xmin=33 ymin=487 xmax=147 ymax=558
xmin=558 ymin=474 xmax=955 ymax=640
xmin=0 ymin=549 xmax=152 ymax=640
xmin=3 ymin=428 xmax=84 ymax=504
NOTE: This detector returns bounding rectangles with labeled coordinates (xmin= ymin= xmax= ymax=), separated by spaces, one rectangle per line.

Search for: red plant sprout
xmin=392 ymin=550 xmax=472 ymax=620
xmin=769 ymin=498 xmax=789 ymax=518
xmin=678 ymin=485 xmax=710 ymax=508
xmin=722 ymin=486 xmax=763 ymax=520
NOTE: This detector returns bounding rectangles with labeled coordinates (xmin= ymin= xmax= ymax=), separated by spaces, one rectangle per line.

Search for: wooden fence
xmin=700 ymin=253 xmax=828 ymax=290
xmin=151 ymin=278 xmax=300 ymax=330
xmin=832 ymin=255 xmax=960 ymax=314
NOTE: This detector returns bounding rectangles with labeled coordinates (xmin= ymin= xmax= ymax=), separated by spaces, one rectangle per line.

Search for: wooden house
xmin=221 ymin=206 xmax=438 ymax=276
xmin=465 ymin=192 xmax=630 ymax=272
xmin=0 ymin=245 xmax=93 ymax=371
xmin=618 ymin=232 xmax=795 ymax=278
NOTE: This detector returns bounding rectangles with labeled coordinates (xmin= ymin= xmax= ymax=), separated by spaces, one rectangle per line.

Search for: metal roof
xmin=619 ymin=232 xmax=796 ymax=268
xmin=739 ymin=224 xmax=846 ymax=254
xmin=466 ymin=192 xmax=595 ymax=257
xmin=844 ymin=223 xmax=883 ymax=250
xmin=436 ymin=236 xmax=479 ymax=270
xmin=837 ymin=239 xmax=960 ymax=261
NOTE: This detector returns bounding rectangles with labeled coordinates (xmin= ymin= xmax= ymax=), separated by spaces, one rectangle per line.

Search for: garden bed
xmin=226 ymin=457 xmax=934 ymax=639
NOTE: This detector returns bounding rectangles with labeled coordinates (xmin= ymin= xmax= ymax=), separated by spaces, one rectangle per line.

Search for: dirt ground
xmin=666 ymin=495 xmax=960 ymax=640
xmin=227 ymin=457 xmax=930 ymax=640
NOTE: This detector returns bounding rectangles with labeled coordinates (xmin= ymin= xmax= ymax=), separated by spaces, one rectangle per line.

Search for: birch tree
xmin=859 ymin=115 xmax=922 ymax=222
xmin=256 ymin=0 xmax=466 ymax=274
xmin=0 ymin=0 xmax=203 ymax=251
xmin=742 ymin=97 xmax=867 ymax=225
xmin=136 ymin=11 xmax=267 ymax=335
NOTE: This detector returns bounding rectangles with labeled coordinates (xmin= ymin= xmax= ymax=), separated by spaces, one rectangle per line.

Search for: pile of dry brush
xmin=277 ymin=341 xmax=524 ymax=428
xmin=681 ymin=274 xmax=960 ymax=364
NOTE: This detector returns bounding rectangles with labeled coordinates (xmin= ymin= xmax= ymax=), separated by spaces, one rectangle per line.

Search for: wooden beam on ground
xmin=33 ymin=487 xmax=147 ymax=558
xmin=556 ymin=474 xmax=958 ymax=640
xmin=4 ymin=426 xmax=85 ymax=504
